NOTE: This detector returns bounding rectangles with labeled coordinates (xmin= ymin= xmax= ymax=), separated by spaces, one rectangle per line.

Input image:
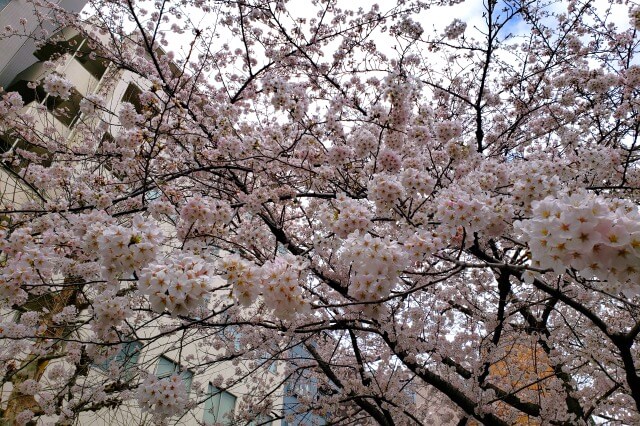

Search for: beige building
xmin=0 ymin=0 xmax=88 ymax=89
xmin=0 ymin=11 xmax=291 ymax=424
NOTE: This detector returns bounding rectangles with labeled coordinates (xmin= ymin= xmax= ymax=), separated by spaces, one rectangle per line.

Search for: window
xmin=114 ymin=341 xmax=142 ymax=372
xmin=121 ymin=83 xmax=145 ymax=114
xmin=258 ymin=350 xmax=278 ymax=374
xmin=282 ymin=345 xmax=327 ymax=426
xmin=155 ymin=355 xmax=194 ymax=393
xmin=248 ymin=414 xmax=273 ymax=426
xmin=217 ymin=324 xmax=242 ymax=351
xmin=230 ymin=327 xmax=242 ymax=351
xmin=42 ymin=86 xmax=83 ymax=127
xmin=95 ymin=341 xmax=142 ymax=377
xmin=203 ymin=384 xmax=236 ymax=425
xmin=262 ymin=355 xmax=278 ymax=374
xmin=145 ymin=188 xmax=161 ymax=201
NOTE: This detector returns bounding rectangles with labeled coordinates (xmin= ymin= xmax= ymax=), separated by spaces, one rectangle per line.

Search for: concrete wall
xmin=0 ymin=0 xmax=88 ymax=89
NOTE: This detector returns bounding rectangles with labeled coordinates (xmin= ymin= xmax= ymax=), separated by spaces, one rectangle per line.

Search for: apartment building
xmin=0 ymin=0 xmax=88 ymax=89
xmin=1 ymin=0 xmax=87 ymax=211
xmin=0 ymin=5 xmax=328 ymax=424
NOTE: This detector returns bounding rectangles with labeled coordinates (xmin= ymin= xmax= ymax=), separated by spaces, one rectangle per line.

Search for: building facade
xmin=0 ymin=4 xmax=331 ymax=425
xmin=0 ymin=0 xmax=88 ymax=89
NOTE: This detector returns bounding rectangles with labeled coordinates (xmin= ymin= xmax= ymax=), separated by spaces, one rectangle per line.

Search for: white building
xmin=0 ymin=4 xmax=334 ymax=424
xmin=0 ymin=0 xmax=88 ymax=89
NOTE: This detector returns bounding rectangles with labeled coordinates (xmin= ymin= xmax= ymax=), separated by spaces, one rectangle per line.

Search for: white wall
xmin=0 ymin=0 xmax=88 ymax=89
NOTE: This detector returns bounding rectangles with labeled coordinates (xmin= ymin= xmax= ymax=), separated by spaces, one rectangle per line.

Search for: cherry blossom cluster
xmin=15 ymin=410 xmax=35 ymax=426
xmin=510 ymin=169 xmax=561 ymax=213
xmin=435 ymin=120 xmax=463 ymax=142
xmin=18 ymin=379 xmax=40 ymax=396
xmin=404 ymin=230 xmax=445 ymax=263
xmin=406 ymin=124 xmax=433 ymax=147
xmin=435 ymin=187 xmax=512 ymax=238
xmin=238 ymin=189 xmax=270 ymax=215
xmin=112 ymin=129 xmax=145 ymax=159
xmin=222 ymin=253 xmax=309 ymax=317
xmin=341 ymin=231 xmax=407 ymax=301
xmin=395 ymin=17 xmax=424 ymax=39
xmin=326 ymin=144 xmax=354 ymax=166
xmin=179 ymin=196 xmax=233 ymax=237
xmin=351 ymin=127 xmax=378 ymax=157
xmin=221 ymin=254 xmax=261 ymax=306
xmin=24 ymin=163 xmax=73 ymax=191
xmin=148 ymin=197 xmax=176 ymax=219
xmin=368 ymin=173 xmax=405 ymax=210
xmin=324 ymin=194 xmax=372 ymax=238
xmin=402 ymin=168 xmax=435 ymax=196
xmin=138 ymin=253 xmax=214 ymax=315
xmin=118 ymin=102 xmax=142 ymax=129
xmin=137 ymin=374 xmax=189 ymax=420
xmin=0 ymin=229 xmax=55 ymax=306
xmin=383 ymin=76 xmax=415 ymax=123
xmin=624 ymin=65 xmax=640 ymax=88
xmin=42 ymin=73 xmax=73 ymax=100
xmin=585 ymin=72 xmax=618 ymax=95
xmin=631 ymin=6 xmax=640 ymax=30
xmin=91 ymin=291 xmax=131 ymax=340
xmin=79 ymin=93 xmax=105 ymax=116
xmin=565 ymin=144 xmax=623 ymax=188
xmin=516 ymin=191 xmax=640 ymax=295
xmin=85 ymin=215 xmax=163 ymax=283
xmin=0 ymin=91 xmax=24 ymax=116
xmin=444 ymin=18 xmax=466 ymax=39
xmin=52 ymin=306 xmax=77 ymax=324
xmin=0 ymin=321 xmax=32 ymax=339
xmin=377 ymin=149 xmax=402 ymax=172
xmin=265 ymin=78 xmax=309 ymax=121
xmin=19 ymin=311 xmax=40 ymax=328
xmin=259 ymin=253 xmax=309 ymax=318
xmin=0 ymin=256 xmax=30 ymax=305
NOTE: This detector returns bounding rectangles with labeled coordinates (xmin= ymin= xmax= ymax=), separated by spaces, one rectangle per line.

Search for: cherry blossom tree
xmin=1 ymin=0 xmax=640 ymax=424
